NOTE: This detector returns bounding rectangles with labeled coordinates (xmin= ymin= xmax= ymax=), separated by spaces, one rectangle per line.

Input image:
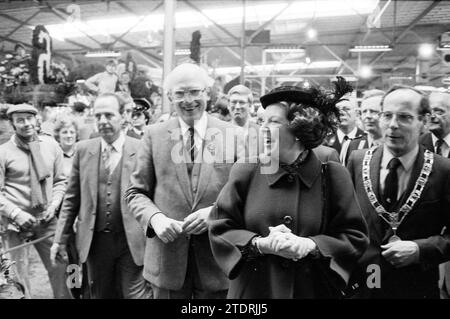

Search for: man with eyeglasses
xmin=125 ymin=63 xmax=237 ymax=299
xmin=51 ymin=93 xmax=152 ymax=299
xmin=342 ymin=90 xmax=384 ymax=165
xmin=347 ymin=85 xmax=450 ymax=299
xmin=228 ymin=84 xmax=260 ymax=158
xmin=323 ymin=93 xmax=365 ymax=164
xmin=419 ymin=91 xmax=450 ymax=159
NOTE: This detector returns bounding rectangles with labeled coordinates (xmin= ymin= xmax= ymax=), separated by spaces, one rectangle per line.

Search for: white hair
xmin=163 ymin=63 xmax=213 ymax=92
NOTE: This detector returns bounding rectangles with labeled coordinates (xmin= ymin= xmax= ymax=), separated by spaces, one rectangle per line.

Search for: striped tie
xmin=187 ymin=127 xmax=196 ymax=162
xmin=102 ymin=144 xmax=113 ymax=174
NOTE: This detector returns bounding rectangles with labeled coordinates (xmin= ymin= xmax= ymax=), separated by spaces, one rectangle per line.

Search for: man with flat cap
xmin=0 ymin=104 xmax=71 ymax=299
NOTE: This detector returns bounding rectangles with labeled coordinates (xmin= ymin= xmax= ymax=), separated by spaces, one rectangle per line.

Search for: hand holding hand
xmin=258 ymin=224 xmax=317 ymax=261
xmin=150 ymin=213 xmax=184 ymax=244
xmin=182 ymin=207 xmax=211 ymax=235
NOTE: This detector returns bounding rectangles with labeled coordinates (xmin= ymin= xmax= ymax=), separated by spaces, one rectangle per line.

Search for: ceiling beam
xmin=44 ymin=1 xmax=162 ymax=63
xmin=246 ymin=0 xmax=295 ymax=44
xmin=109 ymin=1 xmax=163 ymax=46
xmin=321 ymin=43 xmax=357 ymax=75
xmin=336 ymin=15 xmax=368 ymax=75
xmin=3 ymin=10 xmax=41 ymax=39
xmin=369 ymin=0 xmax=442 ymax=66
xmin=45 ymin=2 xmax=104 ymax=47
xmin=184 ymin=0 xmax=239 ymax=41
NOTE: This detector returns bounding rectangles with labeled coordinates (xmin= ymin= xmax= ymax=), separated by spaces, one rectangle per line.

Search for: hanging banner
xmin=30 ymin=25 xmax=52 ymax=84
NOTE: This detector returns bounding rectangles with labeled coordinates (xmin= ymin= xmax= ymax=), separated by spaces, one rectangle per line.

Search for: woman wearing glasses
xmin=208 ymin=79 xmax=369 ymax=299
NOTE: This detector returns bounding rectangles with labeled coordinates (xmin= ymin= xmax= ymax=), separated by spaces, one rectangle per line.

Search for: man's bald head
xmin=163 ymin=63 xmax=212 ymax=92
xmin=164 ymin=63 xmax=212 ymax=126
xmin=429 ymin=91 xmax=450 ymax=137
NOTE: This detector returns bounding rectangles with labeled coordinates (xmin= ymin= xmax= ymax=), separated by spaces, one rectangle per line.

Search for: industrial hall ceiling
xmin=1 ymin=0 xmax=450 ymax=93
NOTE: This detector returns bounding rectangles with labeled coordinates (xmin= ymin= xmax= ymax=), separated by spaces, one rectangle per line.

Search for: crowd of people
xmin=0 ymin=61 xmax=449 ymax=300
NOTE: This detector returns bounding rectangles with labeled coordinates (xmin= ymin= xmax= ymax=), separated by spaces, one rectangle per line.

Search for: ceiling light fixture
xmin=437 ymin=45 xmax=450 ymax=51
xmin=42 ymin=1 xmax=378 ymax=40
xmin=276 ymin=77 xmax=305 ymax=82
xmin=306 ymin=28 xmax=317 ymax=39
xmin=85 ymin=50 xmax=121 ymax=58
xmin=175 ymin=49 xmax=191 ymax=56
xmin=358 ymin=65 xmax=373 ymax=78
xmin=418 ymin=43 xmax=434 ymax=59
xmin=264 ymin=47 xmax=306 ymax=54
xmin=349 ymin=45 xmax=393 ymax=52
xmin=213 ymin=60 xmax=341 ymax=75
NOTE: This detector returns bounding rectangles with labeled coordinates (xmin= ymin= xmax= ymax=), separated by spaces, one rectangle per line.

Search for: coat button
xmin=283 ymin=215 xmax=293 ymax=225
xmin=287 ymin=175 xmax=294 ymax=182
xmin=281 ymin=260 xmax=290 ymax=268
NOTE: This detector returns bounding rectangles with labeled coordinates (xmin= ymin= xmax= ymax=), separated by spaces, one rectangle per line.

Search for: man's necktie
xmin=435 ymin=139 xmax=444 ymax=156
xmin=383 ymin=158 xmax=401 ymax=210
xmin=187 ymin=127 xmax=195 ymax=162
xmin=102 ymin=144 xmax=113 ymax=174
xmin=339 ymin=135 xmax=350 ymax=164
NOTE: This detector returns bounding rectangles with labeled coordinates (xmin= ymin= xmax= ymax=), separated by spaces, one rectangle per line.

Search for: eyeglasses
xmin=379 ymin=111 xmax=416 ymax=124
xmin=172 ymin=88 xmax=205 ymax=100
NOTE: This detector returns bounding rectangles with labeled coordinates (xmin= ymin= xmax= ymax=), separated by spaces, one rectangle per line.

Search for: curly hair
xmin=277 ymin=101 xmax=334 ymax=149
xmin=53 ymin=117 xmax=79 ymax=143
xmin=263 ymin=77 xmax=353 ymax=149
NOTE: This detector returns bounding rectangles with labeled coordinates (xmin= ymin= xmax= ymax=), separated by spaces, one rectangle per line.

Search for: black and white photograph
xmin=0 ymin=0 xmax=450 ymax=309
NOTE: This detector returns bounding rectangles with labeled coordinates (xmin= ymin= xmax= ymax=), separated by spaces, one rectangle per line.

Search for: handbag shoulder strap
xmin=319 ymin=162 xmax=329 ymax=234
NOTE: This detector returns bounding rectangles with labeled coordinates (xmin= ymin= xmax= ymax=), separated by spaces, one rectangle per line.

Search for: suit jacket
xmin=54 ymin=136 xmax=146 ymax=266
xmin=347 ymin=146 xmax=450 ymax=298
xmin=125 ymin=115 xmax=236 ymax=291
xmin=312 ymin=145 xmax=340 ymax=163
xmin=126 ymin=128 xmax=144 ymax=140
xmin=419 ymin=132 xmax=434 ymax=153
xmin=323 ymin=127 xmax=365 ymax=154
xmin=343 ymin=133 xmax=369 ymax=165
xmin=420 ymin=132 xmax=450 ymax=159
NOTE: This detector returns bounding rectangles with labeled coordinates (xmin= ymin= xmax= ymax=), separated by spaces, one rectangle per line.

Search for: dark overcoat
xmin=209 ymin=151 xmax=369 ymax=298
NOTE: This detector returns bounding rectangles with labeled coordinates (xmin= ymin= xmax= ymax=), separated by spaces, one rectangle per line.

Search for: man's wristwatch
xmin=251 ymin=236 xmax=264 ymax=255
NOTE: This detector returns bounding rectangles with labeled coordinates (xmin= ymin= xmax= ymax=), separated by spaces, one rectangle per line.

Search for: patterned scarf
xmin=13 ymin=134 xmax=50 ymax=210
xmin=280 ymin=150 xmax=310 ymax=176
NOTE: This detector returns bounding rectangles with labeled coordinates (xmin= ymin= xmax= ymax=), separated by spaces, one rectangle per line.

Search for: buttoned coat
xmin=347 ymin=146 xmax=450 ymax=298
xmin=125 ymin=115 xmax=236 ymax=291
xmin=209 ymin=151 xmax=369 ymax=298
xmin=54 ymin=136 xmax=145 ymax=265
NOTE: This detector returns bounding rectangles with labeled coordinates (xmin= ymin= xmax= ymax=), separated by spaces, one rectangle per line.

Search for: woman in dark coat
xmin=209 ymin=80 xmax=369 ymax=299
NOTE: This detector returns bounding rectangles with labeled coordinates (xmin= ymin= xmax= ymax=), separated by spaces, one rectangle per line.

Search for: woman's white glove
xmin=255 ymin=224 xmax=317 ymax=261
